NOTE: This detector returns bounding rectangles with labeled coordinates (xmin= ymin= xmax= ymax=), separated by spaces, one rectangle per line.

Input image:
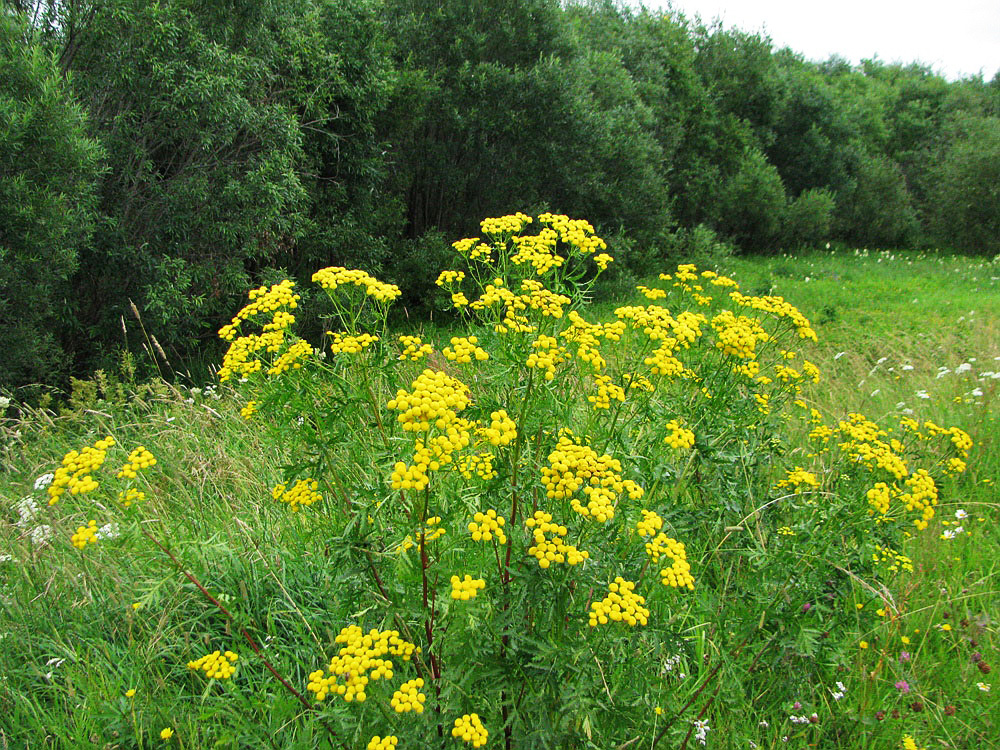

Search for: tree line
xmin=3 ymin=0 xmax=999 ymax=390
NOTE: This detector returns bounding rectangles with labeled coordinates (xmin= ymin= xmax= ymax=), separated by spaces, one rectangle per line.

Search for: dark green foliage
xmin=784 ymin=188 xmax=835 ymax=249
xmin=928 ymin=115 xmax=1000 ymax=255
xmin=4 ymin=0 xmax=1000 ymax=390
xmin=0 ymin=13 xmax=102 ymax=389
xmin=836 ymin=150 xmax=919 ymax=248
xmin=716 ymin=149 xmax=787 ymax=252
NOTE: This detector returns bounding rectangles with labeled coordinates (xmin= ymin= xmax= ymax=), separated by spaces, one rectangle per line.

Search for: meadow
xmin=1 ymin=219 xmax=997 ymax=750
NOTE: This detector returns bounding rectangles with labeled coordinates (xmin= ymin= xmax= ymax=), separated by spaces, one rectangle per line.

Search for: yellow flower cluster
xmin=452 ymin=713 xmax=488 ymax=747
xmin=187 ymin=650 xmax=238 ymax=680
xmin=589 ymin=375 xmax=625 ymax=410
xmin=398 ymin=335 xmax=432 ymax=361
xmin=526 ymin=335 xmax=568 ymax=380
xmin=436 ymin=270 xmax=466 ymax=286
xmin=368 ymin=736 xmax=399 ymax=750
xmin=240 ymin=400 xmax=258 ymax=420
xmin=774 ymin=467 xmax=820 ymax=490
xmin=510 ymin=231 xmax=564 ymax=275
xmin=837 ymin=413 xmax=908 ymax=480
xmin=872 ymin=544 xmax=914 ymax=573
xmin=664 ymin=419 xmax=695 ymax=451
xmin=650 ymin=536 xmax=695 ymax=589
xmin=117 ymin=446 xmax=156 ymax=479
xmin=537 ymin=213 xmax=606 ymax=254
xmin=311 ymin=267 xmax=401 ymax=303
xmin=480 ymin=409 xmax=517 ymax=447
xmin=272 ymin=479 xmax=322 ymax=512
xmin=898 ymin=469 xmax=938 ymax=530
xmin=902 ymin=734 xmax=926 ymax=750
xmin=866 ymin=482 xmax=893 ymax=518
xmin=390 ymin=677 xmax=426 ymax=713
xmin=560 ymin=311 xmax=622 ymax=371
xmin=118 ymin=488 xmax=144 ymax=507
xmin=393 ymin=423 xmax=474 ymax=490
xmin=637 ymin=285 xmax=667 ymax=300
xmin=588 ymin=577 xmax=649 ymax=627
xmin=468 ymin=509 xmax=507 ymax=543
xmin=729 ymin=291 xmax=817 ymax=341
xmin=451 ymin=574 xmax=486 ymax=600
xmin=623 ymin=372 xmax=655 ymax=392
xmin=525 ymin=511 xmax=590 ymax=568
xmin=269 ymin=339 xmax=312 ymax=374
xmin=388 ymin=370 xmax=471 ymax=432
xmin=924 ymin=420 xmax=973 ymax=458
xmin=712 ymin=311 xmax=770 ymax=359
xmin=774 ymin=364 xmax=802 ymax=382
xmin=636 ymin=509 xmax=663 ymax=537
xmin=594 ymin=252 xmax=614 ymax=271
xmin=456 ymin=452 xmax=497 ymax=480
xmin=452 ymin=238 xmax=494 ymax=262
xmin=71 ymin=520 xmax=99 ymax=549
xmin=443 ymin=336 xmax=489 ymax=364
xmin=470 ymin=278 xmax=514 ymax=311
xmin=518 ymin=279 xmax=570 ymax=318
xmin=643 ymin=342 xmax=685 ymax=378
xmin=218 ymin=280 xmax=300 ymax=341
xmin=481 ymin=212 xmax=532 ymax=236
xmin=217 ymin=282 xmax=302 ymax=382
xmin=47 ymin=436 xmax=115 ymax=504
xmin=755 ymin=393 xmax=770 ymax=413
xmin=307 ymin=626 xmax=418 ymax=702
xmin=541 ymin=434 xmax=635 ymax=522
xmin=809 ymin=424 xmax=833 ymax=443
xmin=329 ymin=332 xmax=379 ymax=355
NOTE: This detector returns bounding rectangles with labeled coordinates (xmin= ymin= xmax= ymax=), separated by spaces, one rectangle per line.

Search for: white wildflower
xmin=955 ymin=509 xmax=968 ymax=520
xmin=17 ymin=497 xmax=39 ymax=525
xmin=96 ymin=523 xmax=120 ymax=541
xmin=30 ymin=525 xmax=53 ymax=546
xmin=833 ymin=351 xmax=846 ymax=360
xmin=34 ymin=473 xmax=54 ymax=491
xmin=916 ymin=390 xmax=930 ymax=399
xmin=693 ymin=719 xmax=710 ymax=746
xmin=956 ymin=363 xmax=972 ymax=374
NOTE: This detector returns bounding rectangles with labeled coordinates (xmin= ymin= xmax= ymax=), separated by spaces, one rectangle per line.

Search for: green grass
xmin=2 ymin=247 xmax=998 ymax=749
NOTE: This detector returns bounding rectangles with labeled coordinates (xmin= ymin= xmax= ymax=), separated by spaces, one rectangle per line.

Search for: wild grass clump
xmin=1 ymin=217 xmax=996 ymax=748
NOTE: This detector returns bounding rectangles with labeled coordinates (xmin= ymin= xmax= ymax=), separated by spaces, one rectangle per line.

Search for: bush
xmin=784 ymin=188 xmax=835 ymax=249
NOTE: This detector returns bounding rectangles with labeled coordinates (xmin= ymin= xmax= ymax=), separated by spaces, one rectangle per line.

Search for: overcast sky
xmin=638 ymin=1 xmax=1000 ymax=80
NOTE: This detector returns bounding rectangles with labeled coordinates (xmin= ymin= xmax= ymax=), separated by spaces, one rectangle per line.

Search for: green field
xmin=2 ymin=238 xmax=997 ymax=749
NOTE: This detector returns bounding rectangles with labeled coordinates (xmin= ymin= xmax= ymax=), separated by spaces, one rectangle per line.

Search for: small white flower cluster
xmin=96 ymin=522 xmax=120 ymax=541
xmin=789 ymin=713 xmax=817 ymax=724
xmin=0 ymin=396 xmax=10 ymax=410
xmin=831 ymin=681 xmax=846 ymax=701
xmin=692 ymin=719 xmax=710 ymax=745
xmin=662 ymin=653 xmax=685 ymax=679
xmin=16 ymin=496 xmax=39 ymax=525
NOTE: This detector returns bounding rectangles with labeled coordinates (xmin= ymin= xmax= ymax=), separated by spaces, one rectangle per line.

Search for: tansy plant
xmin=35 ymin=213 xmax=977 ymax=748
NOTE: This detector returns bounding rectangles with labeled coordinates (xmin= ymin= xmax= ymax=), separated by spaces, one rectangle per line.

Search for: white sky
xmin=638 ymin=1 xmax=1000 ymax=80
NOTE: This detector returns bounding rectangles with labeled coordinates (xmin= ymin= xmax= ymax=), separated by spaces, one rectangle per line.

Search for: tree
xmin=928 ymin=114 xmax=1000 ymax=255
xmin=0 ymin=12 xmax=102 ymax=389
